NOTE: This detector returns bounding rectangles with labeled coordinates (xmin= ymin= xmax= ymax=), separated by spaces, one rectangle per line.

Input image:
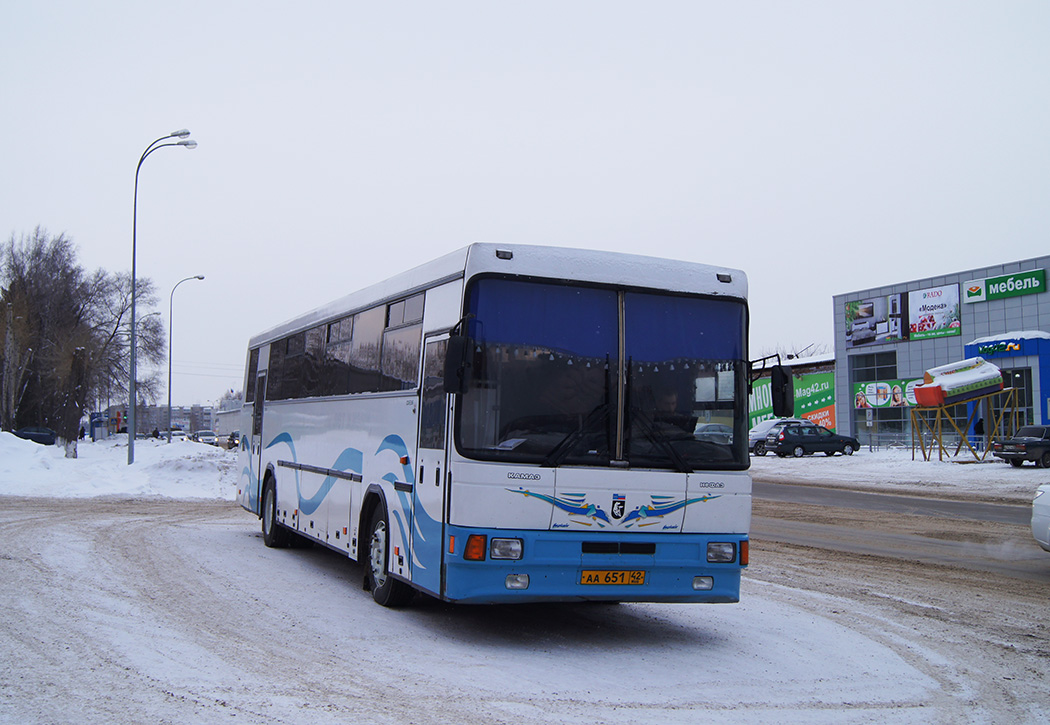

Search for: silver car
xmin=1033 ymin=484 xmax=1050 ymax=553
xmin=194 ymin=430 xmax=218 ymax=445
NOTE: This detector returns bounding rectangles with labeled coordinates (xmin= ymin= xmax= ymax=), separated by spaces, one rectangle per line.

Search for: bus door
xmin=251 ymin=371 xmax=267 ymax=513
xmin=412 ymin=335 xmax=451 ymax=597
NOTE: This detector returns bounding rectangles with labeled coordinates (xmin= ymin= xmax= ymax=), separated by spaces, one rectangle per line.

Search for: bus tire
xmin=262 ymin=478 xmax=289 ymax=548
xmin=367 ymin=508 xmax=413 ymax=607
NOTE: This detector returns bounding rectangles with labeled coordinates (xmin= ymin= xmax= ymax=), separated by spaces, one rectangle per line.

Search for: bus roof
xmin=248 ymin=242 xmax=747 ymax=347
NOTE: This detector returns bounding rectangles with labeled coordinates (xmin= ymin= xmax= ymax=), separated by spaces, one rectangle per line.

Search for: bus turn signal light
xmin=464 ymin=535 xmax=487 ymax=561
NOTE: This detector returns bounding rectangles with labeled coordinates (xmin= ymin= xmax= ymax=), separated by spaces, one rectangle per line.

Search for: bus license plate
xmin=580 ymin=570 xmax=646 ymax=585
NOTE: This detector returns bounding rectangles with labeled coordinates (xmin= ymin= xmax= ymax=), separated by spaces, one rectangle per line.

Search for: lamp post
xmin=167 ymin=275 xmax=205 ymax=443
xmin=129 ymin=129 xmax=197 ymax=464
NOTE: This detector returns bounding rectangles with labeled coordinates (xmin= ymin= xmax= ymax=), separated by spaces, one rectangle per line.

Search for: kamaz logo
xmin=507 ymin=472 xmax=541 ymax=481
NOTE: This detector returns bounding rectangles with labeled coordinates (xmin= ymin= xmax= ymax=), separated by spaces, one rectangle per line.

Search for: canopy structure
xmin=910 ymin=386 xmax=1019 ymax=462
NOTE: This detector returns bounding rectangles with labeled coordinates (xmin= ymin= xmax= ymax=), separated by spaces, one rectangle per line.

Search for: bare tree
xmin=754 ymin=343 xmax=832 ymax=362
xmin=85 ymin=271 xmax=166 ymax=410
xmin=0 ymin=228 xmax=166 ymax=456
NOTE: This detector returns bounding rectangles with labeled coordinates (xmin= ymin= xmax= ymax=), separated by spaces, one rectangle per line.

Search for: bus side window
xmin=245 ymin=348 xmax=260 ymax=403
xmin=349 ymin=306 xmax=384 ymax=394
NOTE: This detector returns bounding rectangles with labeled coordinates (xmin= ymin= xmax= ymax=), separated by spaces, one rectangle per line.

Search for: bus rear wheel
xmin=367 ymin=508 xmax=413 ymax=607
xmin=262 ymin=479 xmax=289 ymax=548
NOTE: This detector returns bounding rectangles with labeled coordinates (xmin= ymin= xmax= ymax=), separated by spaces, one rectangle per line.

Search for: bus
xmin=236 ymin=243 xmax=791 ymax=606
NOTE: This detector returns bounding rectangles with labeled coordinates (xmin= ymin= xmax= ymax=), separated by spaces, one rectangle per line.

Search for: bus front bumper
xmin=440 ymin=527 xmax=746 ymax=604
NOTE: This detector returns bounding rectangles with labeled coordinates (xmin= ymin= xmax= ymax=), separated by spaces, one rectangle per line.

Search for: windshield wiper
xmin=630 ymin=409 xmax=693 ymax=473
xmin=541 ymin=403 xmax=610 ymax=468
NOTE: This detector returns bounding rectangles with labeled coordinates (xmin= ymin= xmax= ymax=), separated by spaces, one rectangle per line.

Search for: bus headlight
xmin=490 ymin=538 xmax=523 ymax=560
xmin=707 ymin=542 xmax=736 ymax=563
xmin=692 ymin=576 xmax=714 ymax=590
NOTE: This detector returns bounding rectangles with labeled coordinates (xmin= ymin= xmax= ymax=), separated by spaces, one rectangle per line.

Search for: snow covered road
xmin=2 ymin=496 xmax=1046 ymax=723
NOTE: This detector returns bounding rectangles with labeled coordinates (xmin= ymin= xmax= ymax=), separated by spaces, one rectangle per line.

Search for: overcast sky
xmin=3 ymin=2 xmax=1048 ymax=406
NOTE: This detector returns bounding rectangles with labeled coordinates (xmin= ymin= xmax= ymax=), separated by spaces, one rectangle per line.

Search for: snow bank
xmin=0 ymin=432 xmax=238 ymax=500
xmin=750 ymin=446 xmax=1042 ymax=503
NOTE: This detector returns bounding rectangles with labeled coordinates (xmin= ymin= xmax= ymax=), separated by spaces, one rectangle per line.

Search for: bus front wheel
xmin=367 ymin=508 xmax=413 ymax=607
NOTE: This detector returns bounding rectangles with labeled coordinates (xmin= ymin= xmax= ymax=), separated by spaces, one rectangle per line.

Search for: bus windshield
xmin=456 ymin=277 xmax=748 ymax=470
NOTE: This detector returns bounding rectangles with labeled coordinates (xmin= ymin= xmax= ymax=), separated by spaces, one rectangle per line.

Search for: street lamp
xmin=129 ymin=129 xmax=197 ymax=464
xmin=167 ymin=275 xmax=205 ymax=443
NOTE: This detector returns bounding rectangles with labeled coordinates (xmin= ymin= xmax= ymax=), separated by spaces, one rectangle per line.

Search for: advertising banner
xmin=844 ymin=294 xmax=906 ymax=348
xmin=853 ymin=379 xmax=923 ymax=408
xmin=908 ymin=284 xmax=961 ymax=340
xmin=962 ymin=269 xmax=1045 ymax=304
xmin=750 ymin=371 xmax=836 ymax=430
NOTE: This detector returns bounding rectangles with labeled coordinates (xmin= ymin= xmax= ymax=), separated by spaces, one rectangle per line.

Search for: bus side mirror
xmin=443 ymin=335 xmax=472 ymax=394
xmin=771 ymin=365 xmax=794 ymax=418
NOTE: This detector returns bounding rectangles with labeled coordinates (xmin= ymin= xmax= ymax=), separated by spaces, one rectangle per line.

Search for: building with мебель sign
xmin=833 ymin=255 xmax=1049 ymax=448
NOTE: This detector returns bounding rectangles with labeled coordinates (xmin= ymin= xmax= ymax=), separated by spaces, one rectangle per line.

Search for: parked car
xmin=694 ymin=423 xmax=733 ymax=445
xmin=748 ymin=418 xmax=806 ymax=456
xmin=1033 ymin=484 xmax=1050 ymax=553
xmin=14 ymin=426 xmax=57 ymax=445
xmin=992 ymin=425 xmax=1050 ymax=468
xmin=193 ymin=430 xmax=218 ymax=445
xmin=765 ymin=421 xmax=859 ymax=458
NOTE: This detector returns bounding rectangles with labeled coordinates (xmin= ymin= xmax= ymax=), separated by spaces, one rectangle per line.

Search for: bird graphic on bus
xmin=507 ymin=488 xmax=720 ymax=528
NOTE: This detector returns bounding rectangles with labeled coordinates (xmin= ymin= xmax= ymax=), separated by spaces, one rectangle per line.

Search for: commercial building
xmin=833 ymin=255 xmax=1049 ymax=446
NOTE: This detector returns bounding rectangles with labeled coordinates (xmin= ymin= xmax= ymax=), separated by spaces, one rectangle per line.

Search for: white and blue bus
xmin=236 ymin=243 xmax=791 ymax=606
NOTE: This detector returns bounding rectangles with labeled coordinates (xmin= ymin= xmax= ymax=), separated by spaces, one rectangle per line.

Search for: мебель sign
xmin=963 ymin=269 xmax=1045 ymax=304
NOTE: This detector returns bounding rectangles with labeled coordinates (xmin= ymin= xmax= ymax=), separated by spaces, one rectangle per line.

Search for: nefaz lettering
xmin=507 ymin=472 xmax=541 ymax=481
xmin=693 ymin=481 xmax=726 ymax=489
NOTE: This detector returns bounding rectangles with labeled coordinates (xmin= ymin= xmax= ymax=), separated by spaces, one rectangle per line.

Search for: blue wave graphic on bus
xmin=507 ymin=488 xmax=720 ymax=528
xmin=373 ymin=435 xmax=439 ymax=578
xmin=302 ymin=447 xmax=365 ymax=514
xmin=376 ymin=435 xmax=414 ymax=559
xmin=376 ymin=435 xmax=414 ymax=485
xmin=265 ymin=432 xmax=364 ymax=516
xmin=239 ymin=435 xmax=259 ymax=511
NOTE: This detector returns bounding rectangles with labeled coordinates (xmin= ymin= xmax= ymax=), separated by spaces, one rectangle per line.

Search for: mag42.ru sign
xmin=963 ymin=269 xmax=1045 ymax=304
xmin=749 ymin=371 xmax=835 ymax=430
